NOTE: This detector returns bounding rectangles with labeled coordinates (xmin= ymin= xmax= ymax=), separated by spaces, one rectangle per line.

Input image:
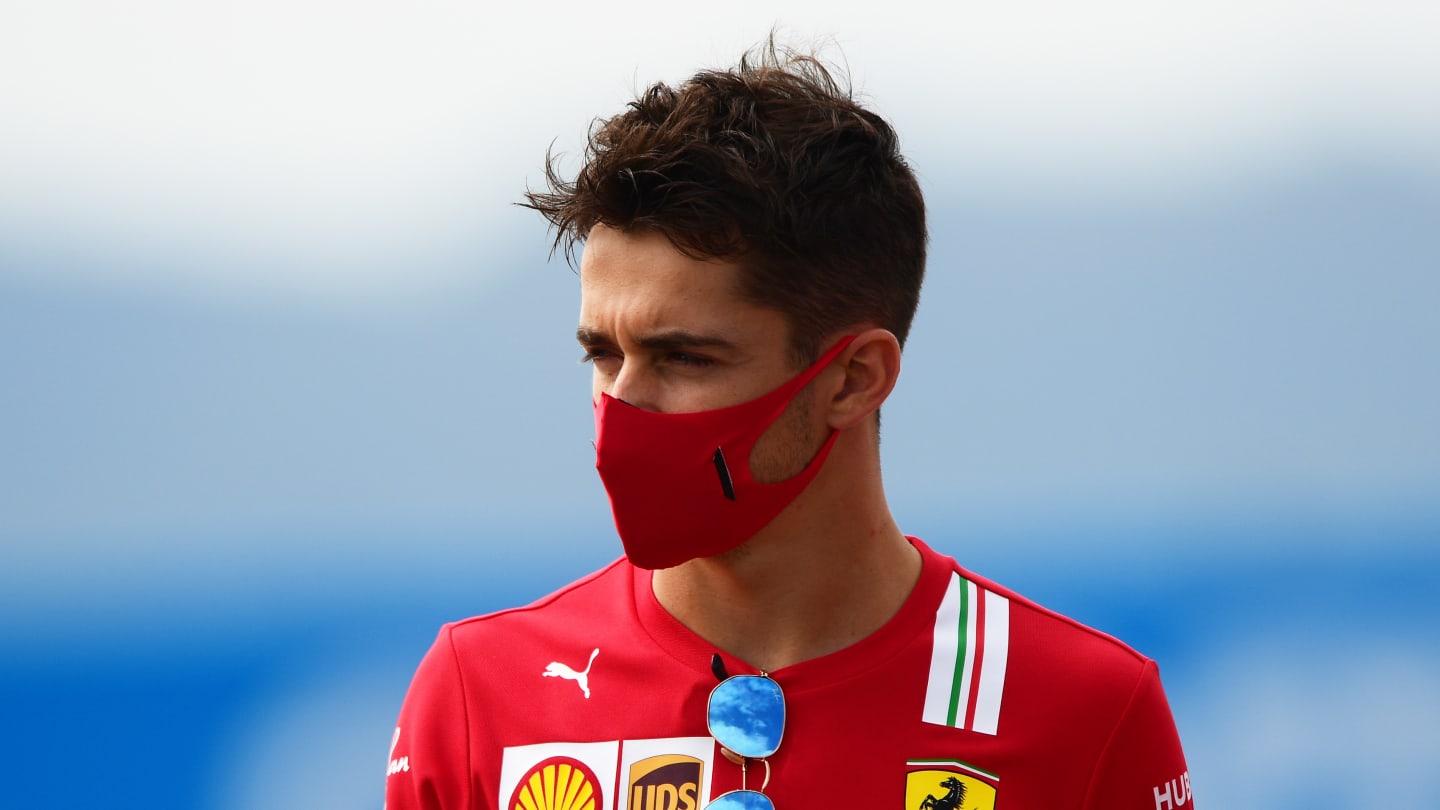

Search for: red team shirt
xmin=386 ymin=538 xmax=1193 ymax=810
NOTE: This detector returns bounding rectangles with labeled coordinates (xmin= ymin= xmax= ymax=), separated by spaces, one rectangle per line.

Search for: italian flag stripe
xmin=953 ymin=579 xmax=978 ymax=726
xmin=922 ymin=574 xmax=963 ymax=726
xmin=906 ymin=759 xmax=1002 ymax=782
xmin=973 ymin=591 xmax=1010 ymax=735
xmin=922 ymin=573 xmax=1010 ymax=735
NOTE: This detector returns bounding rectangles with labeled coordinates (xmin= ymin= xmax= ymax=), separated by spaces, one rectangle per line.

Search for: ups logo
xmin=905 ymin=769 xmax=996 ymax=810
xmin=627 ymin=754 xmax=704 ymax=810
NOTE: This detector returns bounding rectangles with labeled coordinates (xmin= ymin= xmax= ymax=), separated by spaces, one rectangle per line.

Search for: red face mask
xmin=593 ymin=336 xmax=856 ymax=570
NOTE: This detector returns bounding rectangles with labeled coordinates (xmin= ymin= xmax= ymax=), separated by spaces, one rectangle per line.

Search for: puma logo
xmin=543 ymin=648 xmax=600 ymax=698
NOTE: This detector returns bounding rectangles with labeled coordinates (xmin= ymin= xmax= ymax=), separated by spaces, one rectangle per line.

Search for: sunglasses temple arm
xmin=711 ymin=653 xmax=729 ymax=681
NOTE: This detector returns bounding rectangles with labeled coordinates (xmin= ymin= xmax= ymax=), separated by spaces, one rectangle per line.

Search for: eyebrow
xmin=575 ymin=327 xmax=740 ymax=353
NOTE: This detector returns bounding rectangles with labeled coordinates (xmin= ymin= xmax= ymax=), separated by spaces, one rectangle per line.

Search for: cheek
xmin=748 ymin=389 xmax=823 ymax=484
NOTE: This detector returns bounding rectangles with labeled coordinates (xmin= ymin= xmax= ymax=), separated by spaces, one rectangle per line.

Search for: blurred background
xmin=2 ymin=2 xmax=1437 ymax=808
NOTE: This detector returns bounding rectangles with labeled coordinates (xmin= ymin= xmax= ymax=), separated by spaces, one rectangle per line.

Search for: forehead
xmin=578 ymin=226 xmax=769 ymax=338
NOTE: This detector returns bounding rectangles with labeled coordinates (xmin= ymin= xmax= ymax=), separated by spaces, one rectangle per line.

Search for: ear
xmin=824 ymin=328 xmax=902 ymax=430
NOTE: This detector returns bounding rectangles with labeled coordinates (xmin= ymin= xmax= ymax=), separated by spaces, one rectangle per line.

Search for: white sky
xmin=2 ymin=0 xmax=1438 ymax=299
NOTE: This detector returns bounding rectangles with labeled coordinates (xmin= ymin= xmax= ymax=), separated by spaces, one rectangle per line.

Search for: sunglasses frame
xmin=704 ymin=670 xmax=785 ymax=810
xmin=704 ymin=788 xmax=776 ymax=810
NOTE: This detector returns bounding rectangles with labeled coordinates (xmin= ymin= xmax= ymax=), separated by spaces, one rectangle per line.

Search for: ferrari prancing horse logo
xmin=905 ymin=768 xmax=997 ymax=810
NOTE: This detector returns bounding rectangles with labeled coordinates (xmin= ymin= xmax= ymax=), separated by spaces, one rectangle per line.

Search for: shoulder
xmin=398 ymin=556 xmax=638 ymax=712
xmin=961 ymin=562 xmax=1152 ymax=680
xmin=388 ymin=558 xmax=642 ymax=809
xmin=914 ymin=542 xmax=1191 ymax=805
xmin=442 ymin=557 xmax=634 ymax=649
xmin=914 ymin=539 xmax=1158 ymax=717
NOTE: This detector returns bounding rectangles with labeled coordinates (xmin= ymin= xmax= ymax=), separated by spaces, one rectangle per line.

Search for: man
xmin=387 ymin=44 xmax=1192 ymax=810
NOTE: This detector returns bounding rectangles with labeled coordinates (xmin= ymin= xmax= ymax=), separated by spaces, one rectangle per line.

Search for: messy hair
xmin=522 ymin=40 xmax=928 ymax=363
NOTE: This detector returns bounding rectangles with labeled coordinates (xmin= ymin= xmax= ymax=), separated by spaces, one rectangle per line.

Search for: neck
xmin=650 ymin=433 xmax=921 ymax=672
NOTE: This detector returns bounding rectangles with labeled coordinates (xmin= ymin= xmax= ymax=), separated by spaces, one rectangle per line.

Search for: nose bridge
xmin=606 ymin=356 xmax=658 ymax=412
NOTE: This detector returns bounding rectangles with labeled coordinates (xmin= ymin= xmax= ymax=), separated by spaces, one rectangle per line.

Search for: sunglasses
xmin=704 ymin=656 xmax=786 ymax=810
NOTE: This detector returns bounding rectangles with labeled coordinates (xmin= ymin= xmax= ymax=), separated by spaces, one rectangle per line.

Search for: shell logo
xmin=509 ymin=756 xmax=604 ymax=810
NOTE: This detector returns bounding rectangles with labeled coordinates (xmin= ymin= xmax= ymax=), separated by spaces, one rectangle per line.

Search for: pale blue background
xmin=2 ymin=3 xmax=1437 ymax=808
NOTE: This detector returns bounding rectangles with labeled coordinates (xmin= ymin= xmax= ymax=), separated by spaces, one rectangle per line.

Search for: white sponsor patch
xmin=618 ymin=737 xmax=715 ymax=810
xmin=499 ymin=740 xmax=620 ymax=810
xmin=499 ymin=737 xmax=719 ymax=810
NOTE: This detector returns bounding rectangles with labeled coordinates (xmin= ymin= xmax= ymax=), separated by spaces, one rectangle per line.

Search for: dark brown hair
xmin=523 ymin=41 xmax=928 ymax=363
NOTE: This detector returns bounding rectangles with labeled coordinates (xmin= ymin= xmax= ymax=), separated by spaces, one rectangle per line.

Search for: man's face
xmin=577 ymin=224 xmax=824 ymax=482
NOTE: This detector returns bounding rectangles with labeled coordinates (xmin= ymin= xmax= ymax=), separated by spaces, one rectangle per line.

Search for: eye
xmin=579 ymin=347 xmax=619 ymax=367
xmin=668 ymin=351 xmax=714 ymax=368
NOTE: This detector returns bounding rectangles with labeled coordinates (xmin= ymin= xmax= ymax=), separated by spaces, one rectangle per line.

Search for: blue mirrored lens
xmin=705 ymin=790 xmax=775 ymax=810
xmin=708 ymin=675 xmax=784 ymax=759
